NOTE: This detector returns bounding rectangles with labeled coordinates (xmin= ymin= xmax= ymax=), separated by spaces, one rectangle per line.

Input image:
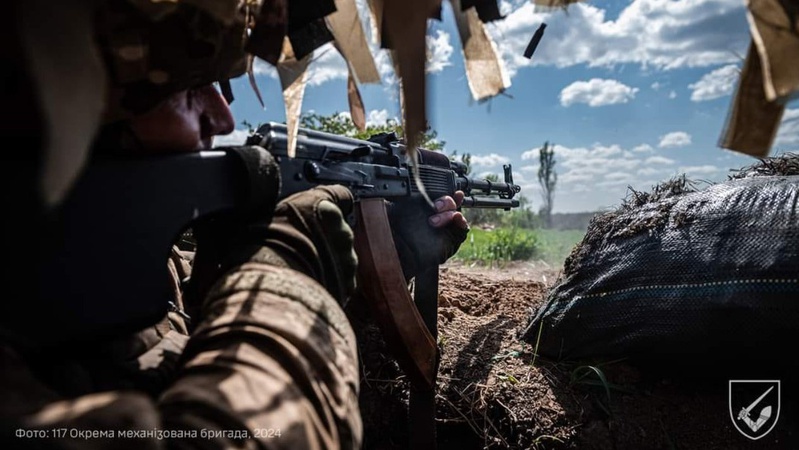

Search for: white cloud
xmin=531 ymin=140 xmax=741 ymax=212
xmin=604 ymin=172 xmax=632 ymax=181
xmin=689 ymin=64 xmax=739 ymax=101
xmin=427 ymin=30 xmax=454 ymax=73
xmin=638 ymin=167 xmax=666 ymax=176
xmin=668 ymin=90 xmax=677 ymax=99
xmin=521 ymin=148 xmax=542 ymax=160
xmin=489 ymin=0 xmax=748 ymax=80
xmin=213 ymin=129 xmax=250 ymax=147
xmin=471 ymin=153 xmax=511 ymax=167
xmin=775 ymin=108 xmax=799 ymax=147
xmin=366 ymin=109 xmax=392 ymax=126
xmin=254 ymin=43 xmax=350 ymax=86
xmin=632 ymin=144 xmax=654 ymax=153
xmin=659 ymin=131 xmax=692 ymax=148
xmin=559 ymin=78 xmax=639 ymax=107
xmin=645 ymin=155 xmax=675 ymax=165
xmin=679 ymin=165 xmax=722 ymax=175
xmin=651 ymin=81 xmax=663 ymax=91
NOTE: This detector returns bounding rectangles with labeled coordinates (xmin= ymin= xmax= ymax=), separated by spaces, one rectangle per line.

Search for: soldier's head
xmin=94 ymin=0 xmax=251 ymax=155
xmin=6 ymin=0 xmax=255 ymax=208
xmin=105 ymin=84 xmax=236 ymax=154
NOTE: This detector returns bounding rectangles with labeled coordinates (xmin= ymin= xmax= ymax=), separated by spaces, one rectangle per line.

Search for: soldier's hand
xmin=244 ymin=185 xmax=357 ymax=304
xmin=388 ymin=192 xmax=469 ymax=281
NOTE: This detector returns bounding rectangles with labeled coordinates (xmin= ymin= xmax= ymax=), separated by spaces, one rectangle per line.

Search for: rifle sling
xmin=354 ymin=199 xmax=438 ymax=388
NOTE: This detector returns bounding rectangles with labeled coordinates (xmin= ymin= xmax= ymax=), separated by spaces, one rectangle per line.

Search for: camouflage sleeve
xmin=158 ymin=262 xmax=362 ymax=449
xmin=5 ymin=263 xmax=361 ymax=450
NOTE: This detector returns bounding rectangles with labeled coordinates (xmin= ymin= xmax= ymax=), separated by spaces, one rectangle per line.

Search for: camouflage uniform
xmin=3 ymin=1 xmax=362 ymax=444
xmin=0 ymin=255 xmax=361 ymax=449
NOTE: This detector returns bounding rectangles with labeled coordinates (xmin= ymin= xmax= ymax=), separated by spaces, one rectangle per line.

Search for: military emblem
xmin=729 ymin=380 xmax=780 ymax=440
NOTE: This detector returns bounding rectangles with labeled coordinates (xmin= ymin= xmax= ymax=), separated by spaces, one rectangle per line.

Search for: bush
xmin=487 ymin=228 xmax=538 ymax=261
xmin=455 ymin=228 xmax=539 ymax=264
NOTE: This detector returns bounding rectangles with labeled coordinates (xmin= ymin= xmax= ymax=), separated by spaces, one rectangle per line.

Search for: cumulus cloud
xmin=489 ymin=0 xmax=748 ymax=79
xmin=659 ymin=131 xmax=692 ymax=148
xmin=525 ymin=139 xmax=741 ymax=212
xmin=651 ymin=81 xmax=663 ymax=91
xmin=645 ymin=155 xmax=675 ymax=165
xmin=366 ymin=109 xmax=392 ymax=126
xmin=427 ymin=30 xmax=454 ymax=73
xmin=254 ymin=43 xmax=351 ymax=86
xmin=679 ymin=165 xmax=722 ymax=175
xmin=559 ymin=79 xmax=639 ymax=107
xmin=521 ymin=149 xmax=540 ymax=160
xmin=775 ymin=108 xmax=799 ymax=147
xmin=471 ymin=153 xmax=511 ymax=167
xmin=689 ymin=64 xmax=739 ymax=101
xmin=638 ymin=167 xmax=666 ymax=176
xmin=213 ymin=129 xmax=250 ymax=147
xmin=668 ymin=90 xmax=677 ymax=99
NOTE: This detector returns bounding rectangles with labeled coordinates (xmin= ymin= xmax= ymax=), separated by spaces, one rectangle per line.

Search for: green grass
xmin=454 ymin=228 xmax=585 ymax=266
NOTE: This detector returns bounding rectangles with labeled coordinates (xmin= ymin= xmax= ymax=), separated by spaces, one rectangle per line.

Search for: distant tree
xmin=538 ymin=141 xmax=557 ymax=228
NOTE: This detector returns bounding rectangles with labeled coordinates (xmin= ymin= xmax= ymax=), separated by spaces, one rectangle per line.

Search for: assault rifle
xmin=247 ymin=123 xmax=520 ymax=209
xmin=25 ymin=124 xmax=521 ymax=449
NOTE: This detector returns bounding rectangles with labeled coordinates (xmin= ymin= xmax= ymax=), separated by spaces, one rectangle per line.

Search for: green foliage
xmin=488 ymin=228 xmax=538 ymax=261
xmin=455 ymin=228 xmax=539 ymax=264
xmin=570 ymin=365 xmax=613 ymax=416
xmin=455 ymin=227 xmax=584 ymax=266
xmin=299 ymin=112 xmax=445 ymax=150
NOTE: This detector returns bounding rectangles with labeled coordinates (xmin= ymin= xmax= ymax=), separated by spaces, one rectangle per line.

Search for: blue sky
xmin=217 ymin=0 xmax=799 ymax=212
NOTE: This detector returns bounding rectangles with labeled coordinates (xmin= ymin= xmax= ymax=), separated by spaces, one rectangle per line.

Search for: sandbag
xmin=521 ymin=164 xmax=799 ymax=370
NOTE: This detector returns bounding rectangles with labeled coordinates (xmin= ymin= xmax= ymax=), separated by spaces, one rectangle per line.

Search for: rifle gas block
xmin=247 ymin=123 xmax=522 ymax=210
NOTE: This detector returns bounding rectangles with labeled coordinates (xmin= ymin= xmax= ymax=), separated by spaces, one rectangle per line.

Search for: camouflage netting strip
xmin=746 ymin=0 xmax=799 ymax=103
xmin=347 ymin=71 xmax=367 ymax=131
xmin=277 ymin=39 xmax=312 ymax=158
xmin=719 ymin=43 xmax=785 ymax=158
xmin=326 ymin=0 xmax=381 ymax=84
xmin=452 ymin=0 xmax=510 ymax=101
xmin=531 ymin=0 xmax=586 ymax=13
xmin=721 ymin=0 xmax=799 ymax=157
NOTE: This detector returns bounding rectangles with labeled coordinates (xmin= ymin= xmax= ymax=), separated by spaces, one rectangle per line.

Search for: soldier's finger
xmin=429 ymin=210 xmax=458 ymax=228
xmin=451 ymin=211 xmax=468 ymax=229
xmin=433 ymin=196 xmax=458 ymax=213
xmin=453 ymin=191 xmax=465 ymax=207
xmin=316 ymin=185 xmax=355 ymax=215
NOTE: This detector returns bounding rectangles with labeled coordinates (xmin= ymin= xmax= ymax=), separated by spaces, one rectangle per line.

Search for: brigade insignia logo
xmin=729 ymin=380 xmax=780 ymax=440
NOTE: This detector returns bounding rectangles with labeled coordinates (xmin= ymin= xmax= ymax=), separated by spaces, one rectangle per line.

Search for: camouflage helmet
xmin=96 ymin=0 xmax=260 ymax=120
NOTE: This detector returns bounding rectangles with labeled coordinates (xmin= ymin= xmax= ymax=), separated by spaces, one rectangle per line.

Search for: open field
xmin=454 ymin=228 xmax=586 ymax=268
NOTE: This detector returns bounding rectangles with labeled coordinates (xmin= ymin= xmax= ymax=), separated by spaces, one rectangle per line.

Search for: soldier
xmin=1 ymin=1 xmax=468 ymax=448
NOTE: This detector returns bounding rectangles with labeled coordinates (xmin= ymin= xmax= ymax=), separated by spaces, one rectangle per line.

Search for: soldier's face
xmin=128 ymin=84 xmax=235 ymax=152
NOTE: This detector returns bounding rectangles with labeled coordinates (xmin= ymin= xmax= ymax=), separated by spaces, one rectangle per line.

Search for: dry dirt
xmin=347 ymin=262 xmax=798 ymax=450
